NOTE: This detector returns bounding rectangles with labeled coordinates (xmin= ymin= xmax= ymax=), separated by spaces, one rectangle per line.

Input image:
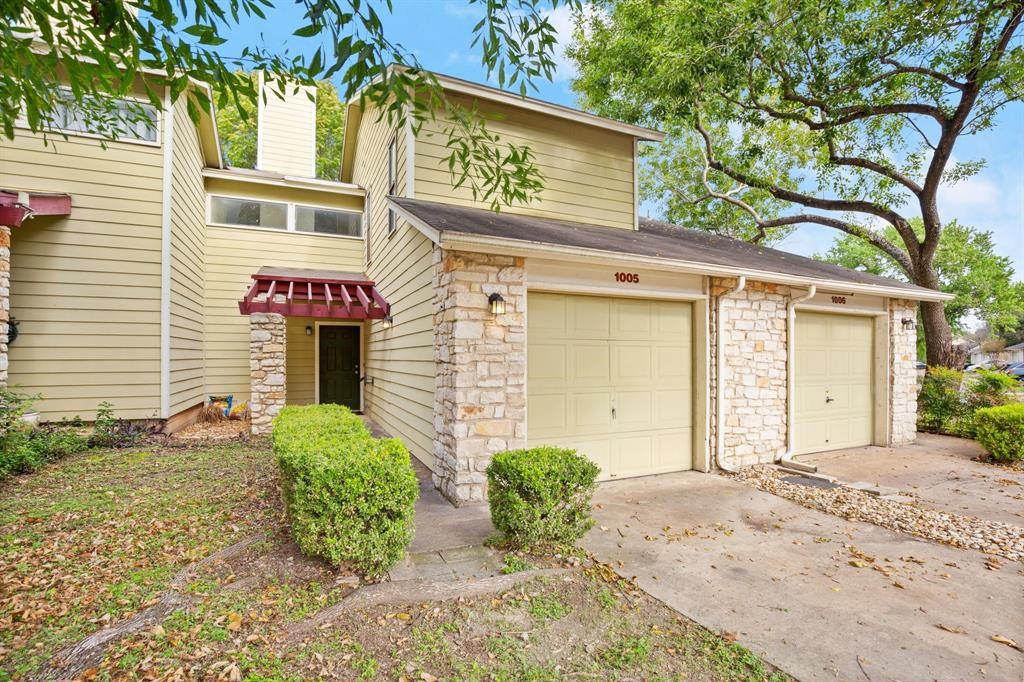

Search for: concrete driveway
xmin=799 ymin=433 xmax=1024 ymax=527
xmin=584 ymin=472 xmax=1024 ymax=682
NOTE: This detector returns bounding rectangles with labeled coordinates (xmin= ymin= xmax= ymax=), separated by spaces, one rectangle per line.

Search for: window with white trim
xmin=387 ymin=134 xmax=398 ymax=235
xmin=20 ymin=88 xmax=160 ymax=143
xmin=208 ymin=195 xmax=363 ymax=237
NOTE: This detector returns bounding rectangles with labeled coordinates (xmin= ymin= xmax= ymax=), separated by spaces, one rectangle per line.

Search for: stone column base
xmin=250 ymin=313 xmax=286 ymax=435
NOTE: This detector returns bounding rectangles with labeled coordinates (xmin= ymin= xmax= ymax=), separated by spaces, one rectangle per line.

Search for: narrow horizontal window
xmin=295 ymin=205 xmax=362 ymax=237
xmin=39 ymin=89 xmax=159 ymax=143
xmin=210 ymin=196 xmax=288 ymax=229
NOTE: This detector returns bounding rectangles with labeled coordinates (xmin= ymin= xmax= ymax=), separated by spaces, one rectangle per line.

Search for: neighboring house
xmin=0 ymin=68 xmax=952 ymax=504
xmin=970 ymin=342 xmax=1024 ymax=367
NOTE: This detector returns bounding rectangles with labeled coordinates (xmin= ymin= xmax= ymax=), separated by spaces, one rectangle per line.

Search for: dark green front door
xmin=319 ymin=325 xmax=361 ymax=410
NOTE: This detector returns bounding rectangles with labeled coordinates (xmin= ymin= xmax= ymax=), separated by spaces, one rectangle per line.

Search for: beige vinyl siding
xmin=257 ymin=77 xmax=316 ymax=177
xmin=354 ymin=105 xmax=437 ymax=470
xmin=168 ymin=97 xmax=207 ymax=416
xmin=415 ymin=94 xmax=636 ymax=229
xmin=203 ymin=224 xmax=364 ymax=403
xmin=286 ymin=316 xmax=315 ymax=405
xmin=2 ymin=132 xmax=164 ymax=420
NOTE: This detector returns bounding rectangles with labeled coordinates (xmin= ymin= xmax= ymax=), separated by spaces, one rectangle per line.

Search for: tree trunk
xmin=921 ymin=300 xmax=955 ymax=367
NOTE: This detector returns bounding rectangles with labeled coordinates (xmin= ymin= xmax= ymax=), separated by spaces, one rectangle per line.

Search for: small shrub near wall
xmin=486 ymin=446 xmax=600 ymax=550
xmin=974 ymin=404 xmax=1024 ymax=463
xmin=273 ymin=405 xmax=419 ymax=576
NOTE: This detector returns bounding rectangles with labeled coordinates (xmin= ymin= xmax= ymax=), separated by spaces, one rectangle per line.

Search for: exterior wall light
xmin=382 ymin=315 xmax=394 ymax=329
xmin=488 ymin=293 xmax=506 ymax=315
xmin=901 ymin=318 xmax=916 ymax=330
xmin=305 ymin=325 xmax=313 ymax=336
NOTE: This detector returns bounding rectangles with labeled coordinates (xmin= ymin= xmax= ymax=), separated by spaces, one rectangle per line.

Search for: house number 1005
xmin=615 ymin=272 xmax=640 ymax=284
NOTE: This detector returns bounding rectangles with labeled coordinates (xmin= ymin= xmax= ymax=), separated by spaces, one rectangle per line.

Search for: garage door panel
xmin=571 ymin=343 xmax=611 ymax=384
xmin=527 ymin=343 xmax=566 ymax=387
xmin=527 ymin=393 xmax=568 ymax=437
xmin=574 ymin=392 xmax=613 ymax=430
xmin=527 ymin=292 xmax=693 ymax=480
xmin=795 ymin=312 xmax=873 ymax=454
xmin=571 ymin=297 xmax=611 ymax=338
xmin=655 ymin=346 xmax=691 ymax=383
xmin=611 ymin=299 xmax=654 ymax=338
xmin=655 ymin=389 xmax=691 ymax=428
xmin=611 ymin=343 xmax=655 ymax=382
xmin=614 ymin=390 xmax=653 ymax=428
xmin=529 ymin=294 xmax=568 ymax=335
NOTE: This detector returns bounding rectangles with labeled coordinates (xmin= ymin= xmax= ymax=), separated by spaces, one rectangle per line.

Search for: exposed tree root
xmin=288 ymin=567 xmax=569 ymax=640
xmin=30 ymin=534 xmax=267 ymax=682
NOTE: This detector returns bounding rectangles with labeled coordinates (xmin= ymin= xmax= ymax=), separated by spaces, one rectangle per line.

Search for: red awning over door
xmin=238 ymin=267 xmax=390 ymax=320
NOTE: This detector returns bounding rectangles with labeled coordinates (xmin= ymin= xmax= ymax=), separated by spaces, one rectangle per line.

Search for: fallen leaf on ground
xmin=936 ymin=624 xmax=966 ymax=634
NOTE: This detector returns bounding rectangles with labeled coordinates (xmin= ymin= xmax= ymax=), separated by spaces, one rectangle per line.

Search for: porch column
xmin=888 ymin=299 xmax=918 ymax=446
xmin=250 ymin=312 xmax=286 ymax=435
xmin=0 ymin=225 xmax=10 ymax=388
xmin=433 ymin=249 xmax=527 ymax=504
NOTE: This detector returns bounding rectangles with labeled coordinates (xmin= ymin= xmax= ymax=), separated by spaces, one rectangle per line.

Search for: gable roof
xmin=389 ymin=196 xmax=952 ymax=302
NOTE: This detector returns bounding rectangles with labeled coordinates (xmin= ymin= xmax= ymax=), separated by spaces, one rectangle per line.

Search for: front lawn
xmin=0 ymin=439 xmax=787 ymax=681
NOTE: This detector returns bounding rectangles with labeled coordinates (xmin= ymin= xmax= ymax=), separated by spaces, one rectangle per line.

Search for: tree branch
xmin=827 ymin=139 xmax=923 ymax=195
xmin=689 ymin=124 xmax=914 ymax=273
xmin=694 ymin=119 xmax=914 ymax=236
xmin=878 ymin=57 xmax=967 ymax=90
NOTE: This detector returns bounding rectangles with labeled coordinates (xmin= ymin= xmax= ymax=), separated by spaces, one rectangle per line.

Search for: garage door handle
xmin=611 ymin=406 xmax=617 ymax=418
xmin=825 ymin=396 xmax=835 ymax=403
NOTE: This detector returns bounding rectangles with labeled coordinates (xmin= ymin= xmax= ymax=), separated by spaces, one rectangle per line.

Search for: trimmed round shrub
xmin=274 ymin=405 xmax=419 ymax=576
xmin=974 ymin=403 xmax=1024 ymax=463
xmin=486 ymin=446 xmax=600 ymax=549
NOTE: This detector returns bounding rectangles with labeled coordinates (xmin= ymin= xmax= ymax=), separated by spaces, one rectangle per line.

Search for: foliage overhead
xmin=570 ymin=0 xmax=1024 ymax=365
xmin=819 ymin=220 xmax=1024 ymax=336
xmin=2 ymin=0 xmax=584 ymax=209
xmin=215 ymin=75 xmax=346 ymax=180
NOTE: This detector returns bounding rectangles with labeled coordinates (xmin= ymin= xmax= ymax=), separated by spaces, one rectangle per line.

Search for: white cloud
xmin=540 ymin=4 xmax=579 ymax=83
xmin=938 ymin=175 xmax=1000 ymax=211
xmin=442 ymin=2 xmax=485 ymax=20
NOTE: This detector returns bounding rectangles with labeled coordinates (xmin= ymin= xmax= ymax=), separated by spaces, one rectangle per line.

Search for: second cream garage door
xmin=794 ymin=311 xmax=874 ymax=454
xmin=527 ymin=292 xmax=693 ymax=480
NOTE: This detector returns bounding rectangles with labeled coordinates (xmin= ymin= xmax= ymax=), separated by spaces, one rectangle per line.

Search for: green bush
xmin=917 ymin=367 xmax=966 ymax=433
xmin=974 ymin=403 xmax=1024 ymax=462
xmin=486 ymin=446 xmax=600 ymax=550
xmin=0 ymin=390 xmax=90 ymax=479
xmin=918 ymin=367 xmax=1017 ymax=437
xmin=273 ymin=404 xmax=419 ymax=576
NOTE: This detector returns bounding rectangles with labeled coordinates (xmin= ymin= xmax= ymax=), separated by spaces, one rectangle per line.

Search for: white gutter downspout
xmin=715 ymin=276 xmax=746 ymax=473
xmin=778 ymin=285 xmax=817 ymax=472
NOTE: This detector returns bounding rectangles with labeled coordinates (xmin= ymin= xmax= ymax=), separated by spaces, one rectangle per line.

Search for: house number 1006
xmin=615 ymin=272 xmax=640 ymax=284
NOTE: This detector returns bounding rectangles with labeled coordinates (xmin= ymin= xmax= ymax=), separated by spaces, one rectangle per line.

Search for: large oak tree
xmin=570 ymin=0 xmax=1024 ymax=366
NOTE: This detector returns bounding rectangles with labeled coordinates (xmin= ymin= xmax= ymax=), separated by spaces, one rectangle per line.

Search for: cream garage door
xmin=527 ymin=292 xmax=693 ymax=480
xmin=794 ymin=312 xmax=874 ymax=454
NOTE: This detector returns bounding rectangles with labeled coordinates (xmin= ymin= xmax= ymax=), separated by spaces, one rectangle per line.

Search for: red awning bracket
xmin=238 ymin=270 xmax=390 ymax=320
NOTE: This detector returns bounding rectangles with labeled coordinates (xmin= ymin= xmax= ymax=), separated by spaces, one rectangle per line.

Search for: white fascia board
xmin=202 ymin=168 xmax=365 ymax=196
xmin=389 ymin=199 xmax=441 ymax=244
xmin=434 ymin=231 xmax=953 ymax=303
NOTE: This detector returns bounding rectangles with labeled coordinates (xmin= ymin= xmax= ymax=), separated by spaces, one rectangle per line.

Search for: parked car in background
xmin=1004 ymin=362 xmax=1024 ymax=382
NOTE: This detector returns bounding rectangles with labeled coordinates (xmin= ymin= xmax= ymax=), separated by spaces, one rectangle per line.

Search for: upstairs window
xmin=295 ymin=205 xmax=362 ymax=237
xmin=22 ymin=88 xmax=160 ymax=144
xmin=209 ymin=196 xmax=288 ymax=230
xmin=387 ymin=135 xmax=398 ymax=235
xmin=208 ymin=194 xmax=362 ymax=238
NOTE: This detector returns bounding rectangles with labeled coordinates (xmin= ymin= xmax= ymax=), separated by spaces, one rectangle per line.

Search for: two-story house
xmin=0 ymin=69 xmax=951 ymax=504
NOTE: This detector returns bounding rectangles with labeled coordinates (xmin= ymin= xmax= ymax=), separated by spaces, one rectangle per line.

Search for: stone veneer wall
xmin=250 ymin=312 xmax=287 ymax=435
xmin=888 ymin=298 xmax=919 ymax=446
xmin=0 ymin=226 xmax=9 ymax=388
xmin=709 ymin=278 xmax=790 ymax=468
xmin=433 ymin=249 xmax=526 ymax=504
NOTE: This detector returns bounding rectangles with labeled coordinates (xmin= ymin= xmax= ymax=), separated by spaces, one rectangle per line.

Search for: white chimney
xmin=256 ymin=71 xmax=317 ymax=178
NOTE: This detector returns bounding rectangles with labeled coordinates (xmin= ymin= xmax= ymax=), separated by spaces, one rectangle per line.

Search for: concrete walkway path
xmin=584 ymin=472 xmax=1024 ymax=682
xmin=800 ymin=433 xmax=1024 ymax=526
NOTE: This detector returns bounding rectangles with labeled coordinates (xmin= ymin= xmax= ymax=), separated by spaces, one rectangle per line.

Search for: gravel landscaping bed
xmin=733 ymin=466 xmax=1024 ymax=562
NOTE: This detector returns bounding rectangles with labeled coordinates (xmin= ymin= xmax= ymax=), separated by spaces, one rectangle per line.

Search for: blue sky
xmin=221 ymin=0 xmax=1023 ymax=281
